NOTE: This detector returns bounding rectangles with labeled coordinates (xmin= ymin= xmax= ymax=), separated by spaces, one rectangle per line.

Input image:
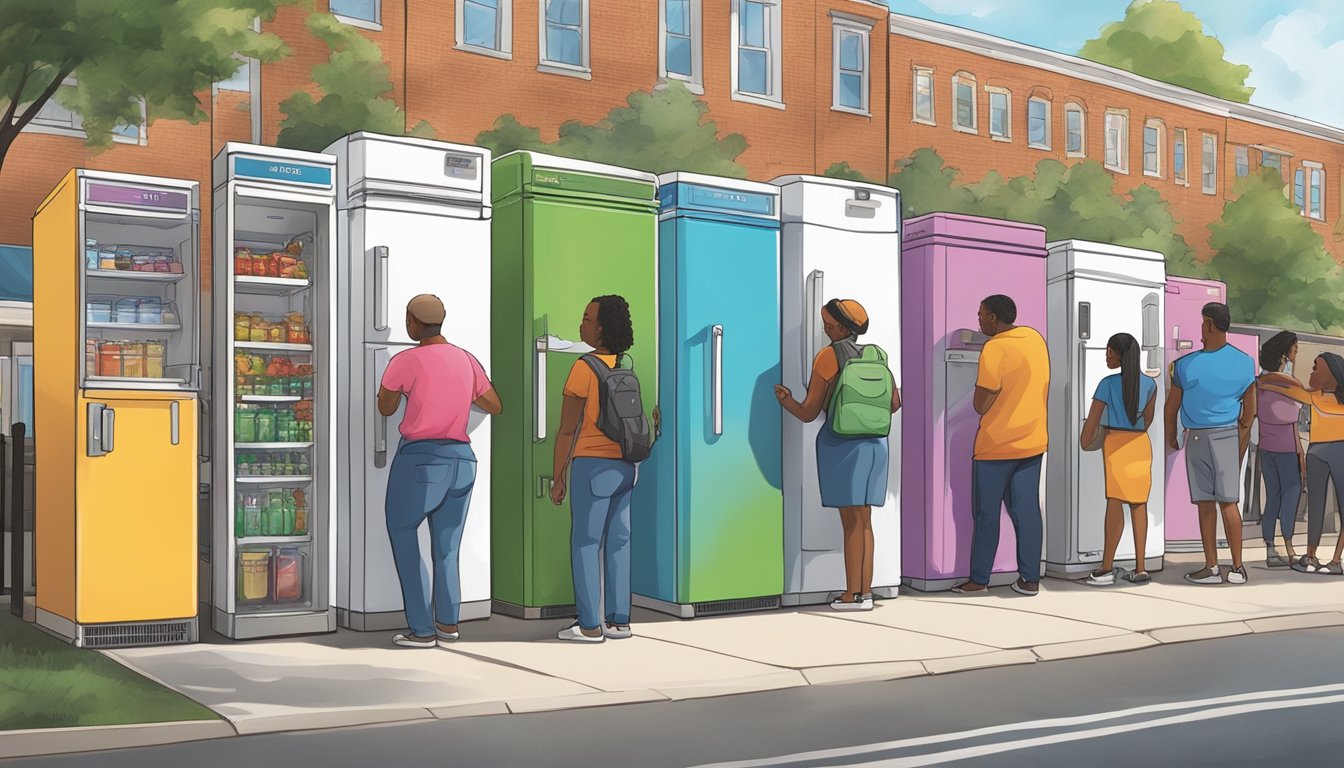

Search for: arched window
xmin=1064 ymin=102 xmax=1085 ymax=157
xmin=952 ymin=71 xmax=977 ymax=133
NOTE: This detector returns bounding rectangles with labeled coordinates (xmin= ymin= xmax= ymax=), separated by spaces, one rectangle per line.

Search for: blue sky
xmin=883 ymin=0 xmax=1344 ymax=129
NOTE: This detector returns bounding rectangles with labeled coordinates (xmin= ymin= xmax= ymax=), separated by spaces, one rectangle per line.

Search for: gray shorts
xmin=1185 ymin=426 xmax=1242 ymax=503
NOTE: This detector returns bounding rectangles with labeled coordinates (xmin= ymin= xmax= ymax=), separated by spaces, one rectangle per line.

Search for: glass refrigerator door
xmin=227 ymin=188 xmax=329 ymax=616
xmin=81 ymin=180 xmax=199 ymax=390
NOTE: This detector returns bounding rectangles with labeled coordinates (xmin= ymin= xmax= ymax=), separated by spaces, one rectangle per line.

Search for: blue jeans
xmin=1260 ymin=450 xmax=1301 ymax=543
xmin=569 ymin=457 xmax=636 ymax=631
xmin=970 ymin=454 xmax=1044 ymax=584
xmin=385 ymin=439 xmax=477 ymax=637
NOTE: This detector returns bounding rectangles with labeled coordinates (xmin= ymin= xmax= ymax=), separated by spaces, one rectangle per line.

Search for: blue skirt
xmin=816 ymin=427 xmax=889 ymax=508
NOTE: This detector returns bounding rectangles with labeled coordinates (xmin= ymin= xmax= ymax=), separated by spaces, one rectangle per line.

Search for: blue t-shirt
xmin=1172 ymin=345 xmax=1256 ymax=429
xmin=1093 ymin=373 xmax=1158 ymax=430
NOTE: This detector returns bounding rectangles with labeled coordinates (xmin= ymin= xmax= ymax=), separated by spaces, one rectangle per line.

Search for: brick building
xmin=2 ymin=0 xmax=1341 ymax=276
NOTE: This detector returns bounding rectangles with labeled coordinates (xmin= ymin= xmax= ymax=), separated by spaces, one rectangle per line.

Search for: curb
xmin=7 ymin=612 xmax=1344 ymax=757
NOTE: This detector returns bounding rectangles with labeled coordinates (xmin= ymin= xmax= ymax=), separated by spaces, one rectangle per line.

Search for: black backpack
xmin=581 ymin=353 xmax=653 ymax=463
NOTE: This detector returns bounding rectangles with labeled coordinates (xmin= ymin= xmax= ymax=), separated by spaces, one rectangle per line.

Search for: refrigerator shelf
xmin=235 ymin=341 xmax=313 ymax=352
xmin=235 ymin=475 xmax=313 ymax=485
xmin=88 ymin=321 xmax=182 ymax=332
xmin=238 ymin=395 xmax=302 ymax=403
xmin=234 ymin=275 xmax=312 ymax=295
xmin=85 ymin=375 xmax=188 ymax=387
xmin=86 ymin=269 xmax=186 ymax=283
xmin=236 ymin=442 xmax=313 ymax=450
xmin=236 ymin=535 xmax=312 ymax=545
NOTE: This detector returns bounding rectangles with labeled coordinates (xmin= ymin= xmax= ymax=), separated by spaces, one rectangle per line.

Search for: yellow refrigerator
xmin=33 ymin=169 xmax=200 ymax=648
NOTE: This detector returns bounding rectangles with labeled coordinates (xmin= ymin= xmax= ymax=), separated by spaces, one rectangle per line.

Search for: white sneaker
xmin=603 ymin=623 xmax=633 ymax=639
xmin=392 ymin=633 xmax=437 ymax=648
xmin=1184 ymin=566 xmax=1223 ymax=585
xmin=435 ymin=628 xmax=459 ymax=647
xmin=1226 ymin=566 xmax=1248 ymax=584
xmin=557 ymin=623 xmax=605 ymax=643
xmin=830 ymin=596 xmax=874 ymax=612
xmin=1086 ymin=568 xmax=1116 ymax=586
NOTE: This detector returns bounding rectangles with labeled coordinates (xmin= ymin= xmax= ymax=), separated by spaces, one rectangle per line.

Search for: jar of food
xmin=251 ymin=254 xmax=269 ymax=277
xmin=121 ymin=343 xmax=146 ymax=378
xmin=255 ymin=408 xmax=277 ymax=443
xmin=114 ymin=250 xmax=133 ymax=271
xmin=285 ymin=313 xmax=310 ymax=344
xmin=238 ymin=552 xmax=269 ymax=601
xmin=145 ymin=342 xmax=166 ymax=378
xmin=235 ymin=405 xmax=257 ymax=443
xmin=234 ymin=313 xmax=250 ymax=341
xmin=234 ymin=248 xmax=252 ymax=275
xmin=97 ymin=344 xmax=123 ymax=377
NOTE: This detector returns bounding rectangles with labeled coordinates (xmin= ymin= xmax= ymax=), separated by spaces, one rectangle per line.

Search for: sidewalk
xmin=7 ymin=546 xmax=1344 ymax=758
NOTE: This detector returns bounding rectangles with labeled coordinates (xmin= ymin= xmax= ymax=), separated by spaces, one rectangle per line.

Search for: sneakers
xmin=392 ymin=633 xmax=437 ymax=648
xmin=436 ymin=627 xmax=460 ymax=647
xmin=1324 ymin=561 xmax=1344 ymax=576
xmin=1184 ymin=566 xmax=1223 ymax=584
xmin=829 ymin=595 xmax=874 ymax=612
xmin=603 ymin=622 xmax=633 ymax=639
xmin=1086 ymin=568 xmax=1116 ymax=586
xmin=1126 ymin=571 xmax=1151 ymax=585
xmin=1226 ymin=566 xmax=1248 ymax=584
xmin=951 ymin=580 xmax=987 ymax=594
xmin=1011 ymin=578 xmax=1039 ymax=596
xmin=1293 ymin=555 xmax=1323 ymax=573
xmin=557 ymin=622 xmax=605 ymax=643
xmin=1266 ymin=554 xmax=1289 ymax=568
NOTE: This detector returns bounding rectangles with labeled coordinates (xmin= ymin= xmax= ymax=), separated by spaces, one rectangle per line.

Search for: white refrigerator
xmin=772 ymin=175 xmax=902 ymax=604
xmin=326 ymin=132 xmax=493 ymax=631
xmin=1045 ymin=240 xmax=1167 ymax=578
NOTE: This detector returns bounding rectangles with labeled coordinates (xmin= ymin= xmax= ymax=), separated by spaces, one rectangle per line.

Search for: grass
xmin=0 ymin=611 xmax=218 ymax=730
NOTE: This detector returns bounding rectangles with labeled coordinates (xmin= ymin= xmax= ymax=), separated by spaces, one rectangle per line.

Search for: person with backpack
xmin=952 ymin=295 xmax=1050 ymax=597
xmin=550 ymin=294 xmax=658 ymax=642
xmin=775 ymin=298 xmax=900 ymax=612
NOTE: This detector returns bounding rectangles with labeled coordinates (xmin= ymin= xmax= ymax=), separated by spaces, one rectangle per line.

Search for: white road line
xmin=687 ymin=683 xmax=1344 ymax=768
xmin=836 ymin=692 xmax=1344 ymax=767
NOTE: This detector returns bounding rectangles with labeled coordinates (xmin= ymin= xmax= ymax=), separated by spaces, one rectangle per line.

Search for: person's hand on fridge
xmin=549 ymin=476 xmax=567 ymax=506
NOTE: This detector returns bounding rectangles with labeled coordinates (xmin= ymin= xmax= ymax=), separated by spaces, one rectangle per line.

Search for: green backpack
xmin=828 ymin=340 xmax=894 ymax=438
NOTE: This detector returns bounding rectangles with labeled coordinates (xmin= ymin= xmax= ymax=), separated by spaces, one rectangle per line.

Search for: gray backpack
xmin=581 ymin=354 xmax=653 ymax=463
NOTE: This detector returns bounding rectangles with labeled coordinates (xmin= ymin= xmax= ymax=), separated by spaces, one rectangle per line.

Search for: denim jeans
xmin=569 ymin=457 xmax=637 ymax=631
xmin=970 ymin=454 xmax=1044 ymax=584
xmin=1260 ymin=450 xmax=1301 ymax=543
xmin=385 ymin=439 xmax=477 ymax=637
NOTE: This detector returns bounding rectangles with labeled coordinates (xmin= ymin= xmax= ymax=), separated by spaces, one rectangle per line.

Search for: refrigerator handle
xmin=371 ymin=346 xmax=389 ymax=468
xmin=87 ymin=403 xmax=106 ymax=457
xmin=806 ymin=269 xmax=825 ymax=380
xmin=535 ymin=337 xmax=548 ymax=442
xmin=374 ymin=246 xmax=390 ymax=332
xmin=102 ymin=407 xmax=116 ymax=454
xmin=711 ymin=324 xmax=724 ymax=436
xmin=170 ymin=401 xmax=180 ymax=446
xmin=1077 ymin=340 xmax=1087 ymax=424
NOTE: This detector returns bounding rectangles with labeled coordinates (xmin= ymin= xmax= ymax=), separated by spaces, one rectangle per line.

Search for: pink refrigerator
xmin=1164 ymin=277 xmax=1259 ymax=550
xmin=900 ymin=213 xmax=1048 ymax=591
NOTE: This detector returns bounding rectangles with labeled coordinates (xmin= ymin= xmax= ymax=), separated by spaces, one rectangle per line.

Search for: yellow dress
xmin=1103 ymin=430 xmax=1152 ymax=503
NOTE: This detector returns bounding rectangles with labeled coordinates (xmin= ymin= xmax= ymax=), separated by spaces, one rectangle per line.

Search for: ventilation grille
xmin=82 ymin=620 xmax=194 ymax=649
xmin=539 ymin=604 xmax=577 ymax=620
xmin=694 ymin=596 xmax=780 ymax=616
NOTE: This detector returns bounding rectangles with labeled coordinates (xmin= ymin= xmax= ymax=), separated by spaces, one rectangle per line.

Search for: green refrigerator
xmin=490 ymin=151 xmax=659 ymax=619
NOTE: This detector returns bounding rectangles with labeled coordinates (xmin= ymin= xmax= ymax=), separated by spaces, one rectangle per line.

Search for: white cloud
xmin=913 ymin=0 xmax=1011 ymax=20
xmin=1223 ymin=9 xmax=1344 ymax=128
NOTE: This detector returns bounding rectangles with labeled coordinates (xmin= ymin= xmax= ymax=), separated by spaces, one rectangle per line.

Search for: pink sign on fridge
xmin=901 ymin=213 xmax=1049 ymax=591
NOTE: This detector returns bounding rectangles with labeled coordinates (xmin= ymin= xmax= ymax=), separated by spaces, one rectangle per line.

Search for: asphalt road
xmin=7 ymin=627 xmax=1344 ymax=768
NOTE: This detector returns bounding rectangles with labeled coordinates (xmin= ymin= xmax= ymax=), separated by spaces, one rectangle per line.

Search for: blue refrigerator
xmin=632 ymin=173 xmax=783 ymax=618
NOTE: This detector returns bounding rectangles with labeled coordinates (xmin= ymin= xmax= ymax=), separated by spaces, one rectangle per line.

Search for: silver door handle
xmin=170 ymin=401 xmax=180 ymax=445
xmin=374 ymin=245 xmax=389 ymax=332
xmin=371 ymin=346 xmax=389 ymax=468
xmin=711 ymin=324 xmax=724 ymax=436
xmin=103 ymin=407 xmax=116 ymax=453
xmin=806 ymin=269 xmax=824 ymax=380
xmin=535 ymin=337 xmax=547 ymax=442
xmin=1078 ymin=340 xmax=1087 ymax=423
xmin=88 ymin=403 xmax=114 ymax=457
xmin=537 ymin=475 xmax=553 ymax=499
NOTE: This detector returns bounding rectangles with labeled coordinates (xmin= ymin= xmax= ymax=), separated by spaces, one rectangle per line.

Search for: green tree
xmin=1207 ymin=169 xmax=1343 ymax=332
xmin=276 ymin=13 xmax=434 ymax=152
xmin=477 ymin=81 xmax=748 ymax=176
xmin=0 ymin=0 xmax=298 ymax=176
xmin=1080 ymin=0 xmax=1253 ymax=103
xmin=822 ymin=162 xmax=874 ymax=183
xmin=886 ymin=148 xmax=976 ymax=219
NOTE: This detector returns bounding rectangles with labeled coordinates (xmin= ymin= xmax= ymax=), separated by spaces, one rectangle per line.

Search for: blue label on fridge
xmin=661 ymin=183 xmax=775 ymax=218
xmin=234 ymin=157 xmax=333 ymax=188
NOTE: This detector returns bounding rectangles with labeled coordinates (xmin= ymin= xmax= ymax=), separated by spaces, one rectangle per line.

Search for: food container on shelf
xmin=135 ymin=298 xmax=162 ymax=324
xmin=96 ymin=343 xmax=122 ymax=377
xmin=274 ymin=548 xmax=305 ymax=601
xmin=145 ymin=341 xmax=166 ymax=378
xmin=120 ymin=342 xmax=146 ymax=378
xmin=86 ymin=238 xmax=99 ymax=270
xmin=113 ymin=298 xmax=139 ymax=323
xmin=85 ymin=340 xmax=97 ymax=376
xmin=86 ymin=299 xmax=113 ymax=323
xmin=238 ymin=551 xmax=271 ymax=601
xmin=235 ymin=405 xmax=257 ymax=443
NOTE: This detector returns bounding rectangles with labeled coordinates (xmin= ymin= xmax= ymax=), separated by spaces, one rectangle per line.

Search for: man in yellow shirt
xmin=953 ymin=295 xmax=1050 ymax=597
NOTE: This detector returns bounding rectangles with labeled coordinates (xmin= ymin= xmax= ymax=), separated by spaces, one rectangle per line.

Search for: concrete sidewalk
xmin=7 ymin=547 xmax=1344 ymax=758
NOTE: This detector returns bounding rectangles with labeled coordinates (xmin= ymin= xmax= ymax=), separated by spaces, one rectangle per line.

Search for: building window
xmin=1233 ymin=145 xmax=1249 ymax=178
xmin=831 ymin=16 xmax=871 ymax=115
xmin=458 ymin=0 xmax=513 ymax=57
xmin=1143 ymin=119 xmax=1163 ymax=177
xmin=1310 ymin=167 xmax=1325 ymax=220
xmin=913 ymin=67 xmax=935 ymax=125
xmin=539 ymin=0 xmax=589 ymax=76
xmin=986 ymin=87 xmax=1010 ymax=140
xmin=952 ymin=72 xmax=977 ymax=133
xmin=1065 ymin=102 xmax=1085 ymax=157
xmin=1173 ymin=129 xmax=1187 ymax=185
xmin=23 ymin=78 xmax=146 ymax=145
xmin=1301 ymin=162 xmax=1325 ymax=220
xmin=1027 ymin=97 xmax=1050 ymax=150
xmin=1261 ymin=150 xmax=1284 ymax=180
xmin=660 ymin=0 xmax=702 ymax=88
xmin=1104 ymin=110 xmax=1128 ymax=173
xmin=330 ymin=0 xmax=380 ymax=28
xmin=731 ymin=0 xmax=782 ymax=107
xmin=218 ymin=56 xmax=251 ymax=93
xmin=1201 ymin=133 xmax=1217 ymax=194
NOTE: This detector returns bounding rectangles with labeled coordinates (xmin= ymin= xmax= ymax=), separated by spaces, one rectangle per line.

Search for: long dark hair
xmin=1259 ymin=331 xmax=1297 ymax=373
xmin=1319 ymin=353 xmax=1344 ymax=405
xmin=591 ymin=294 xmax=634 ymax=355
xmin=1108 ymin=332 xmax=1142 ymax=424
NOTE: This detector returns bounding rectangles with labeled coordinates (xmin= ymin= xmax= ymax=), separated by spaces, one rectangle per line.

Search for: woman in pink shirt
xmin=1255 ymin=332 xmax=1304 ymax=568
xmin=377 ymin=295 xmax=501 ymax=648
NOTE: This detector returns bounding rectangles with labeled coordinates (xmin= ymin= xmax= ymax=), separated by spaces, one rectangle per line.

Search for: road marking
xmin=688 ymin=683 xmax=1344 ymax=768
xmin=835 ymin=692 xmax=1344 ymax=767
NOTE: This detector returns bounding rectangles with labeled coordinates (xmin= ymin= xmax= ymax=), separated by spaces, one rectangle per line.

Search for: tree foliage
xmin=1080 ymin=0 xmax=1253 ymax=103
xmin=1207 ymin=169 xmax=1343 ymax=333
xmin=0 ymin=0 xmax=298 ymax=175
xmin=822 ymin=162 xmax=874 ymax=182
xmin=276 ymin=13 xmax=434 ymax=151
xmin=477 ymin=81 xmax=748 ymax=177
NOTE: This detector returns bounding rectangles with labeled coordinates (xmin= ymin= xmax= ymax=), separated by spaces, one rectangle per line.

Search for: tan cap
xmin=407 ymin=294 xmax=446 ymax=325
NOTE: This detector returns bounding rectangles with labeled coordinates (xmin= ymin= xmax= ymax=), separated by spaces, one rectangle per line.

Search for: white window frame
xmin=951 ymin=72 xmax=977 ymax=134
xmin=1027 ymin=96 xmax=1051 ymax=151
xmin=1064 ymin=102 xmax=1085 ymax=158
xmin=985 ymin=86 xmax=1010 ymax=141
xmin=730 ymin=0 xmax=784 ymax=109
xmin=1143 ymin=119 xmax=1164 ymax=178
xmin=659 ymin=0 xmax=703 ymax=93
xmin=457 ymin=0 xmax=513 ymax=60
xmin=537 ymin=0 xmax=590 ymax=79
xmin=1104 ymin=109 xmax=1129 ymax=174
xmin=331 ymin=0 xmax=382 ymax=31
xmin=21 ymin=76 xmax=147 ymax=146
xmin=912 ymin=66 xmax=935 ymax=126
xmin=830 ymin=13 xmax=873 ymax=116
xmin=1173 ymin=128 xmax=1188 ymax=185
xmin=1304 ymin=160 xmax=1325 ymax=220
xmin=1201 ymin=133 xmax=1218 ymax=195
